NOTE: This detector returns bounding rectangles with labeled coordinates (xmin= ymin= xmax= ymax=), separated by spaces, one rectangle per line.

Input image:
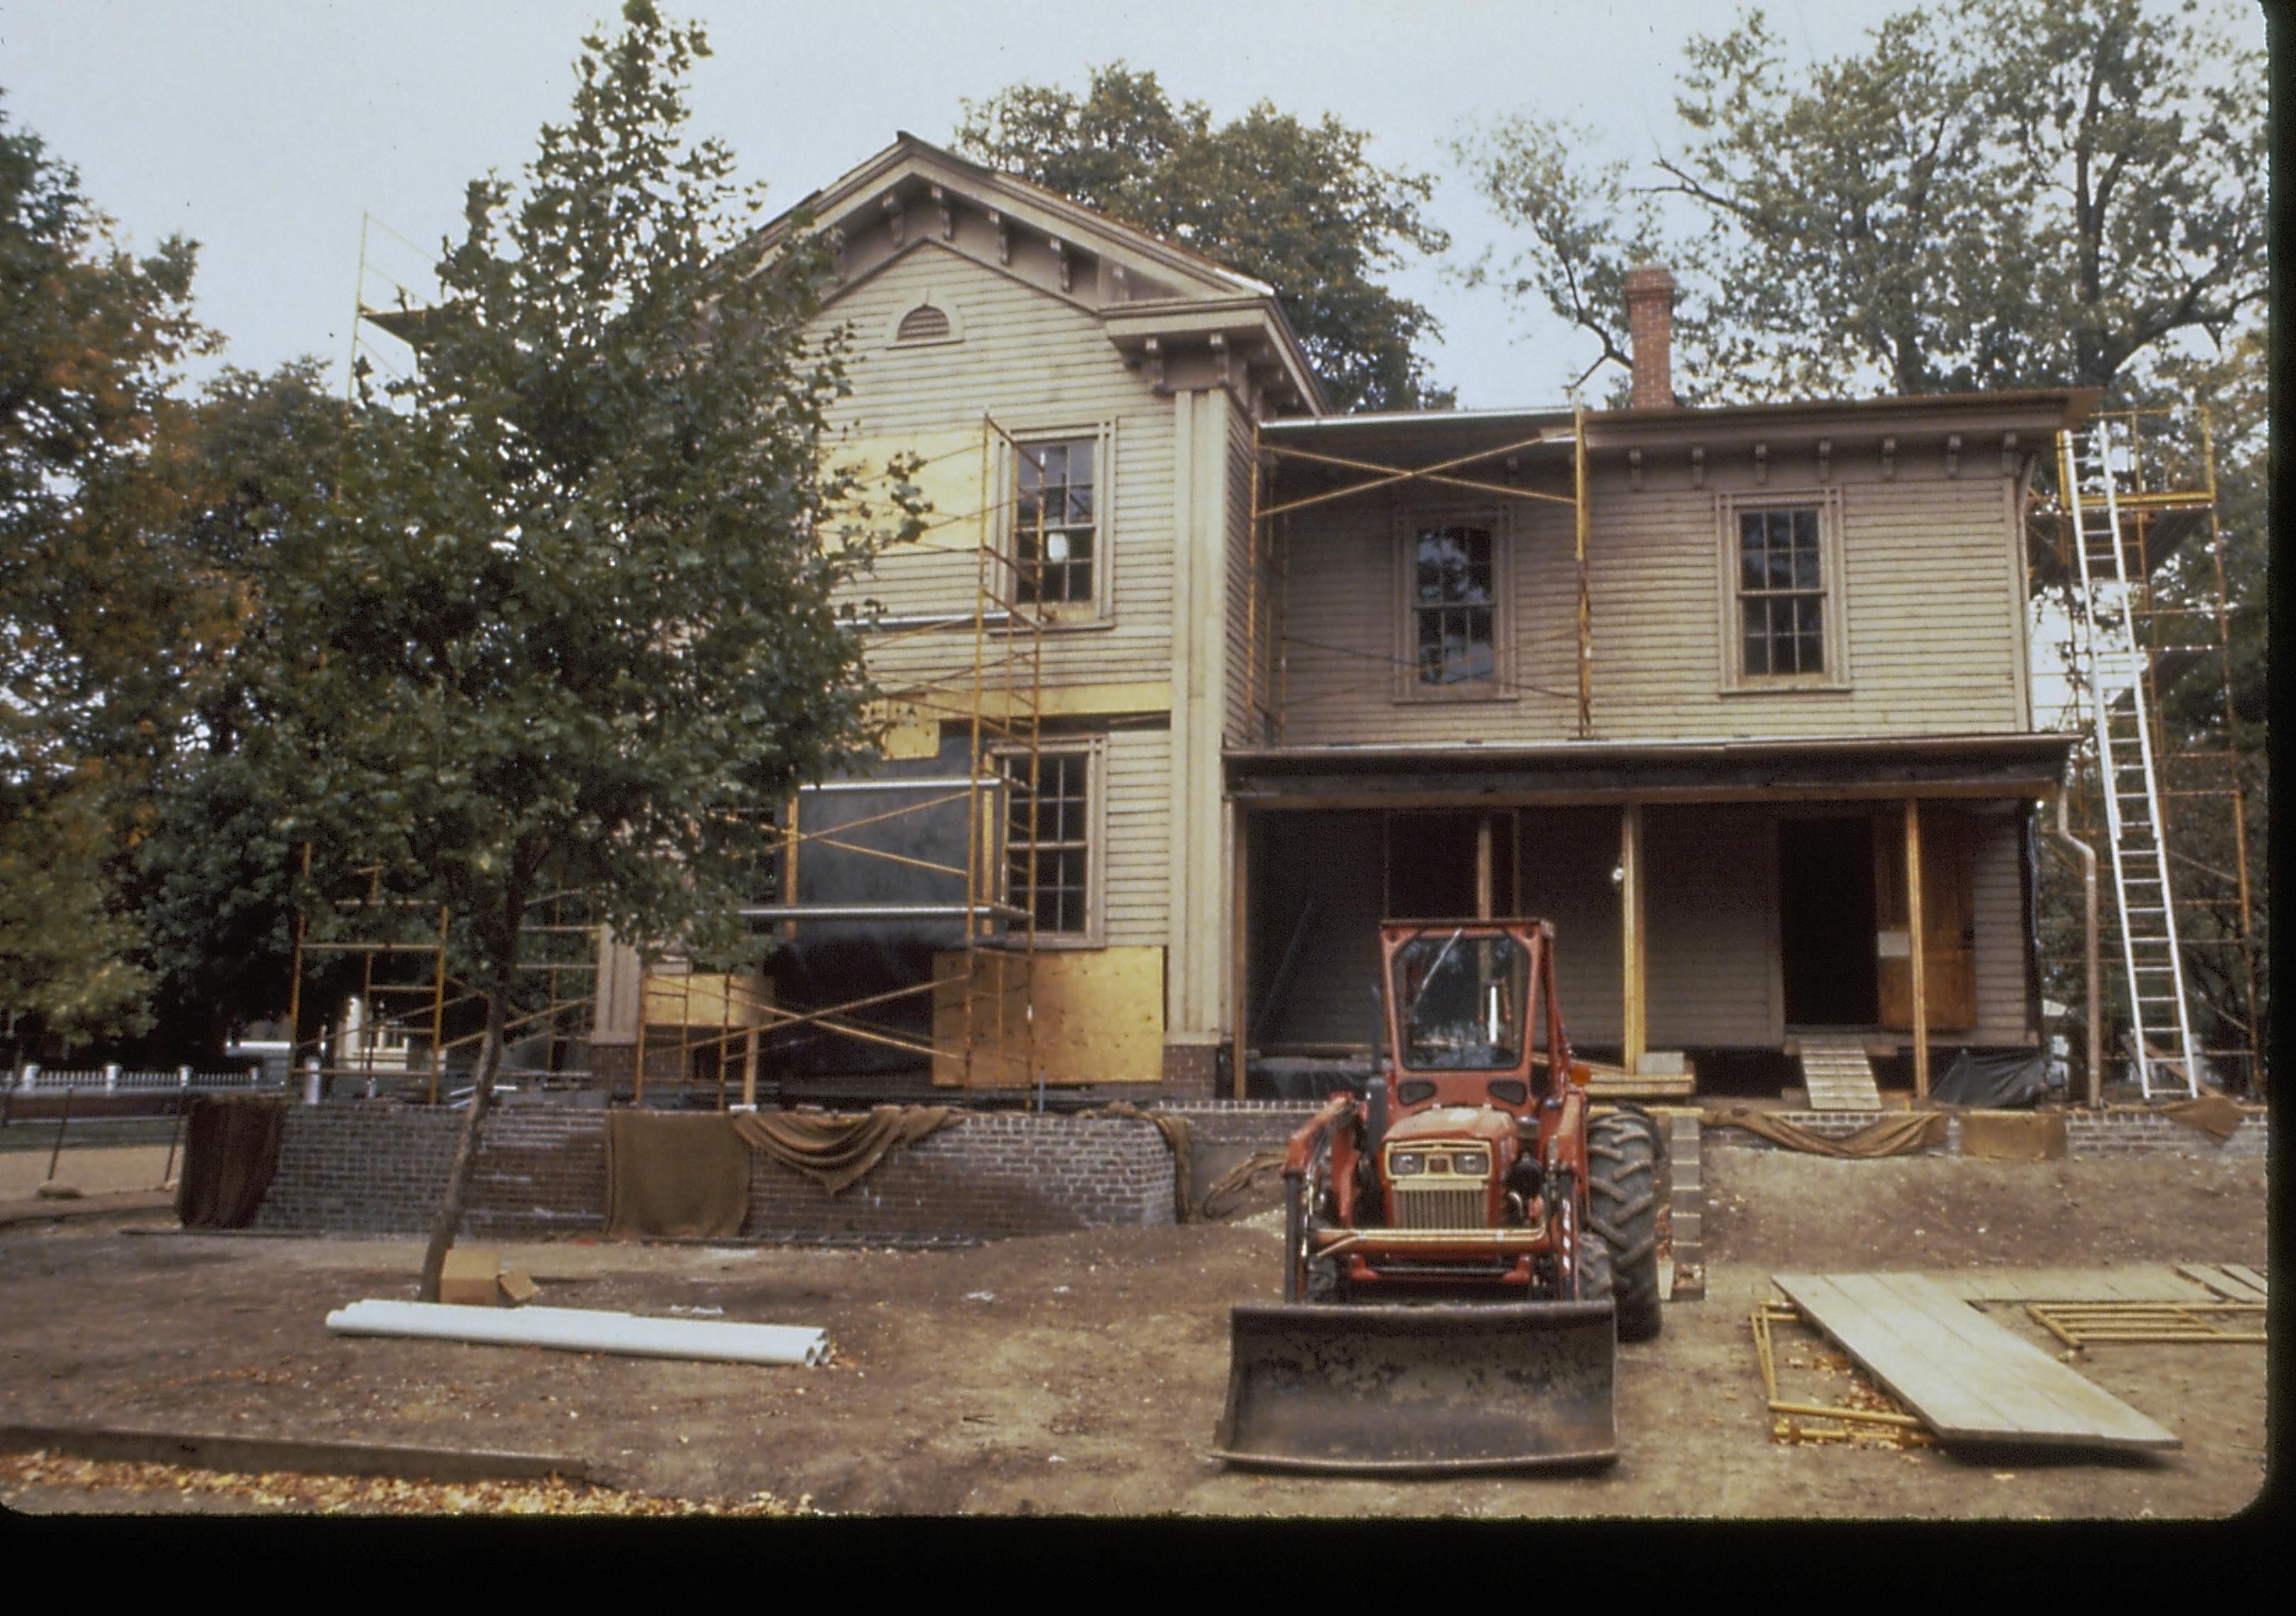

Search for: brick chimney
xmin=1623 ymin=264 xmax=1677 ymax=409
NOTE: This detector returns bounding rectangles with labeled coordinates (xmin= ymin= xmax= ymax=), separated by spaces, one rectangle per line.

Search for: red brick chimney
xmin=1623 ymin=264 xmax=1677 ymax=408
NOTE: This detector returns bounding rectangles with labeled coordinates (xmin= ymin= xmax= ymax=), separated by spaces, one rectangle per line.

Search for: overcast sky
xmin=0 ymin=1 xmax=2265 ymax=410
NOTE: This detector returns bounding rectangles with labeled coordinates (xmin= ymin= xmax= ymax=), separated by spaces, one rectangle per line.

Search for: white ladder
xmin=2057 ymin=422 xmax=2199 ymax=1099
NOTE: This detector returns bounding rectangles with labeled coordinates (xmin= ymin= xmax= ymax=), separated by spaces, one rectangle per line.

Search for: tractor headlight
xmin=1392 ymin=1151 xmax=1426 ymax=1176
xmin=1451 ymin=1151 xmax=1490 ymax=1177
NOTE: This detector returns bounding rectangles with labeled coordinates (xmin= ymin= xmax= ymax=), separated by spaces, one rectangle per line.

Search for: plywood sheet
xmin=931 ymin=946 xmax=1164 ymax=1087
xmin=1774 ymin=1271 xmax=2180 ymax=1451
xmin=2178 ymin=1264 xmax=2269 ymax=1304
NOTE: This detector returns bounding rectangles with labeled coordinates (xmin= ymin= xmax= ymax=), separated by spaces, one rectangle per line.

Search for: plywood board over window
xmin=1875 ymin=806 xmax=1976 ymax=1030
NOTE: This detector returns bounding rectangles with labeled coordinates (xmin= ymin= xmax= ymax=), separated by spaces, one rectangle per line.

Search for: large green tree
xmin=1458 ymin=0 xmax=2267 ymax=1087
xmin=956 ymin=65 xmax=1451 ymax=412
xmin=178 ymin=2 xmax=916 ymax=1295
xmin=1458 ymin=0 xmax=2264 ymax=404
xmin=0 ymin=94 xmax=220 ymax=1053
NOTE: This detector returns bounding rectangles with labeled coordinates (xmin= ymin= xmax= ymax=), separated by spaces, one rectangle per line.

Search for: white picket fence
xmin=11 ymin=1064 xmax=280 ymax=1094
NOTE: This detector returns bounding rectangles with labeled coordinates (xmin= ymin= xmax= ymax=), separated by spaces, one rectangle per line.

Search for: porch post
xmin=1905 ymin=797 xmax=1929 ymax=1099
xmin=1232 ymin=808 xmax=1250 ymax=1099
xmin=1621 ymin=801 xmax=1645 ymax=1074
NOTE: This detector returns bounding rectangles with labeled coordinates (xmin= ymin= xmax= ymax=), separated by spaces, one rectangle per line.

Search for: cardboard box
xmin=439 ymin=1246 xmax=505 ymax=1306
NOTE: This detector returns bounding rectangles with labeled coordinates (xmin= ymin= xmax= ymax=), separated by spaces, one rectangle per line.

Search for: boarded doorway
xmin=1779 ymin=817 xmax=1878 ymax=1026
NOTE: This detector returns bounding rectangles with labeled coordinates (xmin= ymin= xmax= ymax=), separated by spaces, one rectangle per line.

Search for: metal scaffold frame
xmin=2027 ymin=403 xmax=2263 ymax=1098
xmin=1244 ymin=405 xmax=1589 ymax=746
xmin=284 ymin=858 xmax=600 ymax=1104
xmin=281 ymin=412 xmax=1059 ymax=1106
xmin=630 ymin=411 xmax=1052 ymax=1101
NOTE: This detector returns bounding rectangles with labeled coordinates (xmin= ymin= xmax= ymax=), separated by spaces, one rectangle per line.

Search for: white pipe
xmin=325 ymin=1300 xmax=829 ymax=1366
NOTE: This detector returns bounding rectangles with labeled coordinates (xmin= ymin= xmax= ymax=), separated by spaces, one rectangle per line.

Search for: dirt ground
xmin=0 ymin=1143 xmax=2269 ymax=1518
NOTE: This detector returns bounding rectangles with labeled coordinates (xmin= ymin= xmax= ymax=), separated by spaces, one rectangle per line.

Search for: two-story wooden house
xmin=592 ymin=134 xmax=2090 ymax=1106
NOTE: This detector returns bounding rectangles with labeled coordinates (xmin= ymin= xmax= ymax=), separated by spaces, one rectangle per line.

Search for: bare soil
xmin=0 ymin=1145 xmax=2268 ymax=1517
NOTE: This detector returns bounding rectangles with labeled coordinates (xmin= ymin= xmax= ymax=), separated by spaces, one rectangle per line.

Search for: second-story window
xmin=1412 ymin=524 xmax=1498 ymax=688
xmin=1737 ymin=506 xmax=1825 ymax=675
xmin=1015 ymin=437 xmax=1097 ymax=611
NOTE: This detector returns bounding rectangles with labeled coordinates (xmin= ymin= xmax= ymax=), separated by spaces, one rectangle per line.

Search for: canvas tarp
xmin=728 ymin=1104 xmax=960 ymax=1195
xmin=603 ymin=1111 xmax=753 ymax=1239
xmin=2160 ymin=1093 xmax=2249 ymax=1145
xmin=175 ymin=1094 xmax=293 ymax=1229
xmin=1701 ymin=1106 xmax=1947 ymax=1158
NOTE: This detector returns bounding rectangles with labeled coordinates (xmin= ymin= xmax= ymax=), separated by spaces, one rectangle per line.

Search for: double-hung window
xmin=1722 ymin=494 xmax=1847 ymax=689
xmin=998 ymin=744 xmax=1097 ymax=942
xmin=1401 ymin=520 xmax=1507 ymax=698
xmin=1013 ymin=436 xmax=1099 ymax=615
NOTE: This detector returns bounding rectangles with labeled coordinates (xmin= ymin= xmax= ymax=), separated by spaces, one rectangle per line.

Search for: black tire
xmin=1587 ymin=1109 xmax=1663 ymax=1341
xmin=1576 ymin=1223 xmax=1614 ymax=1308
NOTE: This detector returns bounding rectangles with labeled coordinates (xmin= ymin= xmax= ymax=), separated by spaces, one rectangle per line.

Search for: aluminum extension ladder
xmin=2056 ymin=422 xmax=2200 ymax=1099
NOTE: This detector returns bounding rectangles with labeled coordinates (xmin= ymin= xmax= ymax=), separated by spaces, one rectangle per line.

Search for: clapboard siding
xmin=815 ymin=245 xmax=1178 ymax=694
xmin=1969 ymin=806 xmax=2033 ymax=1043
xmin=1275 ymin=464 xmax=2028 ymax=745
xmin=1222 ymin=400 xmax=1259 ymax=745
xmin=1643 ymin=804 xmax=1778 ymax=1047
xmin=1517 ymin=807 xmax=1624 ymax=1043
xmin=1103 ymin=726 xmax=1172 ymax=947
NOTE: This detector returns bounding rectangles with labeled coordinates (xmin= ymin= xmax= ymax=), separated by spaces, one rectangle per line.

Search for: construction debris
xmin=1751 ymin=1301 xmax=1933 ymax=1449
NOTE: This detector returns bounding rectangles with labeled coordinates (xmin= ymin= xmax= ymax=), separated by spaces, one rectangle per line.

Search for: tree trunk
xmin=417 ymin=927 xmax=520 ymax=1302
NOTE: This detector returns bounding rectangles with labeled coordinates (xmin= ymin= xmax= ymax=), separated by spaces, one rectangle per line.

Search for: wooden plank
xmin=1926 ymin=1267 xmax=2215 ymax=1303
xmin=2222 ymin=1264 xmax=2270 ymax=1300
xmin=1776 ymin=1272 xmax=2181 ymax=1450
xmin=2178 ymin=1264 xmax=2268 ymax=1304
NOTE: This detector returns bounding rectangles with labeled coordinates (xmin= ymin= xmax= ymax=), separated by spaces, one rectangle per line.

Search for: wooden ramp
xmin=2177 ymin=1264 xmax=2268 ymax=1304
xmin=1796 ymin=1036 xmax=1883 ymax=1112
xmin=1774 ymin=1272 xmax=2180 ymax=1452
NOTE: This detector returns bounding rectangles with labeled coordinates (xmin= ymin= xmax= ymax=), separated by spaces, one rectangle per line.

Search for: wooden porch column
xmin=1905 ymin=797 xmax=1929 ymax=1100
xmin=1475 ymin=814 xmax=1495 ymax=920
xmin=1231 ymin=809 xmax=1250 ymax=1099
xmin=1621 ymin=802 xmax=1646 ymax=1074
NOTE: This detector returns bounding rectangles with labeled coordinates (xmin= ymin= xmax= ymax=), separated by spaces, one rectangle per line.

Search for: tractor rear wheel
xmin=1587 ymin=1109 xmax=1663 ymax=1341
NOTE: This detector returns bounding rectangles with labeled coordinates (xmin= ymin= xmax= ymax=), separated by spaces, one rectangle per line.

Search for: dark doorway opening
xmin=1779 ymin=817 xmax=1878 ymax=1026
xmin=1385 ymin=812 xmax=1512 ymax=919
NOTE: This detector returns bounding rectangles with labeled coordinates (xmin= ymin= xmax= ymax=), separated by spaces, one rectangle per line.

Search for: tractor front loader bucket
xmin=1212 ymin=1301 xmax=1618 ymax=1474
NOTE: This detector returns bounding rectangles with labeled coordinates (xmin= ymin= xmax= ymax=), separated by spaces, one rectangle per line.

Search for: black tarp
xmin=1930 ymin=1048 xmax=2052 ymax=1109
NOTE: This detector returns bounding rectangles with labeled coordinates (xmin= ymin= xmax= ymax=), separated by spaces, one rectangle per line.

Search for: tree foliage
xmin=956 ymin=64 xmax=1451 ymax=412
xmin=0 ymin=93 xmax=220 ymax=1050
xmin=1458 ymin=0 xmax=2265 ymax=404
xmin=157 ymin=2 xmax=914 ymax=1291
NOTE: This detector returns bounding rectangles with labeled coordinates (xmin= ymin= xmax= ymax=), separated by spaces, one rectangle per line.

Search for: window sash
xmin=1735 ymin=506 xmax=1827 ymax=678
xmin=1412 ymin=525 xmax=1497 ymax=687
xmin=1001 ymin=749 xmax=1091 ymax=936
xmin=1014 ymin=438 xmax=1097 ymax=608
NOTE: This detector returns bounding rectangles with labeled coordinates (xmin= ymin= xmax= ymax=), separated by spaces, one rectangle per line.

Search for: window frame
xmin=1393 ymin=507 xmax=1516 ymax=704
xmin=1001 ymin=423 xmax=1114 ymax=628
xmin=992 ymin=736 xmax=1106 ymax=949
xmin=1716 ymin=489 xmax=1851 ymax=694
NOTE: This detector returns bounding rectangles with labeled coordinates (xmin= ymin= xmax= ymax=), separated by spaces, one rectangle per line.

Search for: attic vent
xmin=896 ymin=303 xmax=951 ymax=342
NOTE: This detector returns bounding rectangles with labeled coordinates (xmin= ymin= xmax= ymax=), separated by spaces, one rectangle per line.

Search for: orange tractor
xmin=1213 ymin=919 xmax=1664 ymax=1472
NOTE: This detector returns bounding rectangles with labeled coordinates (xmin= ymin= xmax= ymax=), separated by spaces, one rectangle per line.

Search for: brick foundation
xmin=1701 ymin=1106 xmax=2268 ymax=1160
xmin=1161 ymin=1042 xmax=1220 ymax=1099
xmin=250 ymin=1100 xmax=1181 ymax=1242
xmin=589 ymin=1044 xmax=636 ymax=1089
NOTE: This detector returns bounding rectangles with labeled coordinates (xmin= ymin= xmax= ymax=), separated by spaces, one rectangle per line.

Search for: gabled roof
xmin=755 ymin=130 xmax=1276 ymax=301
xmin=753 ymin=132 xmax=1328 ymax=415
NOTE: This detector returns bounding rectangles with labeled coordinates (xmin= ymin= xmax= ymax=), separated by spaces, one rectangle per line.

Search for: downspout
xmin=2044 ymin=784 xmax=2102 ymax=1108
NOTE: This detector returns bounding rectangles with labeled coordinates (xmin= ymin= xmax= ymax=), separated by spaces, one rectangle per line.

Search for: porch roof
xmin=1225 ymin=731 xmax=2080 ymax=806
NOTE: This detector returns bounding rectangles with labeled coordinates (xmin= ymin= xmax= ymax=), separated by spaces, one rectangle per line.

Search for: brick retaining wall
xmin=1701 ymin=1106 xmax=2268 ymax=1160
xmin=252 ymin=1101 xmax=1180 ymax=1242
